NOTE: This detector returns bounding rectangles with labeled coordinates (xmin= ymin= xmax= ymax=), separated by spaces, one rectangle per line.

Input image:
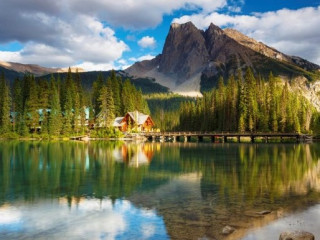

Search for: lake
xmin=0 ymin=141 xmax=320 ymax=239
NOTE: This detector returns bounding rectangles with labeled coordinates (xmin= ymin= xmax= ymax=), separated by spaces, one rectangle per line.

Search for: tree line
xmin=0 ymin=69 xmax=149 ymax=136
xmin=179 ymin=68 xmax=315 ymax=133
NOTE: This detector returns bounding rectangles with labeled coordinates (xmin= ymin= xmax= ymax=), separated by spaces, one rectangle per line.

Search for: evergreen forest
xmin=0 ymin=67 xmax=320 ymax=138
xmin=0 ymin=69 xmax=149 ymax=138
xmin=179 ymin=69 xmax=316 ymax=133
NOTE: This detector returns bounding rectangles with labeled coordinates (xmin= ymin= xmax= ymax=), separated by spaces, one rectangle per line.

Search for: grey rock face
xmin=159 ymin=22 xmax=209 ymax=83
xmin=125 ymin=21 xmax=320 ymax=97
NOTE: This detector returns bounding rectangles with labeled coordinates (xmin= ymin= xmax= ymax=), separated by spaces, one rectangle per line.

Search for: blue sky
xmin=0 ymin=0 xmax=319 ymax=71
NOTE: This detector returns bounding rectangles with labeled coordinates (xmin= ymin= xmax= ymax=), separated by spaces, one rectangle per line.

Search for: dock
xmin=142 ymin=132 xmax=312 ymax=143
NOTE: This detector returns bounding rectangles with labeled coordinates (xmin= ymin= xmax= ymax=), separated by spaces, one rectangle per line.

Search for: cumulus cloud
xmin=129 ymin=54 xmax=156 ymax=62
xmin=68 ymin=0 xmax=227 ymax=29
xmin=0 ymin=0 xmax=229 ymax=70
xmin=0 ymin=198 xmax=164 ymax=239
xmin=138 ymin=36 xmax=156 ymax=49
xmin=0 ymin=0 xmax=128 ymax=70
xmin=172 ymin=6 xmax=320 ymax=64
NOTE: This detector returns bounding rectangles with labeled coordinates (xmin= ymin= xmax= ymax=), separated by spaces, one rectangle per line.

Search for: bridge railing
xmin=141 ymin=131 xmax=307 ymax=137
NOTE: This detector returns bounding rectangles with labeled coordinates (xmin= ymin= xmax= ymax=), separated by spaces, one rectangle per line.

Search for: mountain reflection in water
xmin=0 ymin=141 xmax=320 ymax=239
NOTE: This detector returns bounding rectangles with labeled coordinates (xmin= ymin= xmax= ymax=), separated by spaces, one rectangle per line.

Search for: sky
xmin=0 ymin=0 xmax=319 ymax=71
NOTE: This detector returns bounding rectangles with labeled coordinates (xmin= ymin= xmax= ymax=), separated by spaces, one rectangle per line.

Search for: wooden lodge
xmin=113 ymin=111 xmax=154 ymax=132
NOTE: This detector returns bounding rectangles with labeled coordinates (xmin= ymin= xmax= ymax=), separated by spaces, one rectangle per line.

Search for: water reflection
xmin=0 ymin=198 xmax=168 ymax=240
xmin=0 ymin=141 xmax=320 ymax=239
xmin=113 ymin=143 xmax=155 ymax=167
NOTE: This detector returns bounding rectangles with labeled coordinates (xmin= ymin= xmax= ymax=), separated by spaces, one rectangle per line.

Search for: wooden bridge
xmin=142 ymin=132 xmax=312 ymax=143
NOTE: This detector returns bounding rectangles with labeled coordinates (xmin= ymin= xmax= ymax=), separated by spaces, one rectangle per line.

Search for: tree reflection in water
xmin=0 ymin=141 xmax=320 ymax=239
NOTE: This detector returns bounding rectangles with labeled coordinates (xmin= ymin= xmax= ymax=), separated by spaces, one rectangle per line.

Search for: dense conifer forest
xmin=0 ymin=69 xmax=149 ymax=137
xmin=150 ymin=68 xmax=320 ymax=133
xmin=179 ymin=68 xmax=316 ymax=133
xmin=0 ymin=67 xmax=320 ymax=137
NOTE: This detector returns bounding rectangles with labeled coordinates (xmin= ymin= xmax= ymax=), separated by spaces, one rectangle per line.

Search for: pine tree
xmin=98 ymin=85 xmax=108 ymax=127
xmin=122 ymin=79 xmax=135 ymax=113
xmin=62 ymin=89 xmax=73 ymax=135
xmin=24 ymin=75 xmax=39 ymax=131
xmin=12 ymin=78 xmax=23 ymax=132
xmin=48 ymin=75 xmax=62 ymax=136
xmin=0 ymin=73 xmax=11 ymax=133
xmin=106 ymin=78 xmax=115 ymax=127
xmin=238 ymin=77 xmax=247 ymax=132
xmin=73 ymin=92 xmax=81 ymax=134
xmin=280 ymin=82 xmax=289 ymax=132
xmin=112 ymin=75 xmax=122 ymax=116
xmin=38 ymin=80 xmax=49 ymax=134
xmin=92 ymin=73 xmax=104 ymax=118
xmin=244 ymin=68 xmax=258 ymax=132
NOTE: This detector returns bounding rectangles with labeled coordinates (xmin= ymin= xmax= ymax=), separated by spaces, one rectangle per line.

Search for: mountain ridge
xmin=0 ymin=60 xmax=84 ymax=77
xmin=126 ymin=21 xmax=320 ymax=95
xmin=223 ymin=28 xmax=320 ymax=71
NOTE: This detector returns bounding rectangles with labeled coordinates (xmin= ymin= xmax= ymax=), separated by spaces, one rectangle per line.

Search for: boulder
xmin=222 ymin=225 xmax=235 ymax=235
xmin=279 ymin=231 xmax=314 ymax=240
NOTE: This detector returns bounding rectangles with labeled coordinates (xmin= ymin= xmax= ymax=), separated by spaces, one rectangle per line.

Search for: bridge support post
xmin=237 ymin=136 xmax=241 ymax=143
xmin=251 ymin=136 xmax=254 ymax=143
xmin=152 ymin=136 xmax=156 ymax=142
xmin=184 ymin=136 xmax=188 ymax=142
xmin=264 ymin=136 xmax=268 ymax=143
xmin=172 ymin=136 xmax=176 ymax=143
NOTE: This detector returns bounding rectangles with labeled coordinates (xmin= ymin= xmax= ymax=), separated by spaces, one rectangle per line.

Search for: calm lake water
xmin=0 ymin=141 xmax=320 ymax=240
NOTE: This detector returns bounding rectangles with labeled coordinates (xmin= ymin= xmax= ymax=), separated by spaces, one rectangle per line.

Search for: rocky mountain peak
xmin=126 ymin=21 xmax=320 ymax=96
xmin=159 ymin=21 xmax=209 ymax=82
xmin=206 ymin=23 xmax=224 ymax=36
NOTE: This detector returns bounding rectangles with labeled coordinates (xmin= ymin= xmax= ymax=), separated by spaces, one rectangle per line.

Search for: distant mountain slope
xmin=0 ymin=65 xmax=24 ymax=81
xmin=126 ymin=22 xmax=320 ymax=94
xmin=38 ymin=71 xmax=169 ymax=94
xmin=0 ymin=60 xmax=84 ymax=76
xmin=223 ymin=28 xmax=320 ymax=72
xmin=0 ymin=63 xmax=169 ymax=94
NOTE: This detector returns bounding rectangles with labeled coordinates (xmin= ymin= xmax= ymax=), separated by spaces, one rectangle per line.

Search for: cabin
xmin=113 ymin=111 xmax=154 ymax=132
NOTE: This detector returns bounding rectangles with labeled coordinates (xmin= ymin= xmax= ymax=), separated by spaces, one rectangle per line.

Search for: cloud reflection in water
xmin=0 ymin=198 xmax=168 ymax=240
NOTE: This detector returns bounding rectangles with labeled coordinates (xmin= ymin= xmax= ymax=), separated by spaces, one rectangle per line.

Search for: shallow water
xmin=0 ymin=141 xmax=319 ymax=239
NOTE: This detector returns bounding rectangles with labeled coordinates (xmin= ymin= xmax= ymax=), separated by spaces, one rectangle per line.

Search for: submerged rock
xmin=257 ymin=210 xmax=272 ymax=215
xmin=222 ymin=225 xmax=235 ymax=235
xmin=279 ymin=231 xmax=314 ymax=240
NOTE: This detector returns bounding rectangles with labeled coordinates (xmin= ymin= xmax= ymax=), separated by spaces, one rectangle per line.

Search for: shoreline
xmin=0 ymin=132 xmax=317 ymax=143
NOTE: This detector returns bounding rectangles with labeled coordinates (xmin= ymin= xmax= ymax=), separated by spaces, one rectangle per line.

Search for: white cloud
xmin=138 ymin=36 xmax=156 ymax=49
xmin=0 ymin=198 xmax=164 ymax=239
xmin=68 ymin=0 xmax=227 ymax=29
xmin=129 ymin=54 xmax=156 ymax=62
xmin=173 ymin=6 xmax=320 ymax=64
xmin=0 ymin=0 xmax=242 ymax=70
xmin=74 ymin=61 xmax=116 ymax=71
xmin=0 ymin=1 xmax=129 ymax=69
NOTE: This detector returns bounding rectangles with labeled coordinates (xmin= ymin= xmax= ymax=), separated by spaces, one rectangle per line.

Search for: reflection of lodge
xmin=113 ymin=143 xmax=155 ymax=167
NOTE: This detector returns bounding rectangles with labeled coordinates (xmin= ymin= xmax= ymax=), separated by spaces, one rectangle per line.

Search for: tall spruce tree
xmin=24 ymin=75 xmax=39 ymax=131
xmin=12 ymin=78 xmax=23 ymax=132
xmin=0 ymin=73 xmax=11 ymax=133
xmin=62 ymin=68 xmax=74 ymax=135
xmin=48 ymin=75 xmax=62 ymax=136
